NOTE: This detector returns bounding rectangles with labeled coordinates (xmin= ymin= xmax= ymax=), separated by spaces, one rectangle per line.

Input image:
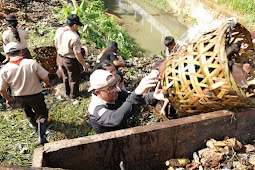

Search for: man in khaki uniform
xmin=55 ymin=14 xmax=88 ymax=99
xmin=0 ymin=42 xmax=51 ymax=145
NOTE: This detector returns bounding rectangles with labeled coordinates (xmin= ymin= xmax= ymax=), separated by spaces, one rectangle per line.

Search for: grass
xmin=0 ymin=0 xmax=149 ymax=164
xmin=0 ymin=81 xmax=94 ymax=166
xmin=0 ymin=108 xmax=38 ymax=166
xmin=3 ymin=0 xmax=255 ymax=167
xmin=210 ymin=0 xmax=255 ymax=30
xmin=141 ymin=0 xmax=172 ymax=12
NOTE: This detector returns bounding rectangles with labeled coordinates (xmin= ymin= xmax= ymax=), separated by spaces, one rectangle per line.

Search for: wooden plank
xmin=33 ymin=109 xmax=255 ymax=170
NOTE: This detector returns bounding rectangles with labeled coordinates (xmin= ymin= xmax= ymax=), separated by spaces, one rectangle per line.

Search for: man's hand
xmin=44 ymin=83 xmax=52 ymax=91
xmin=82 ymin=64 xmax=89 ymax=72
xmin=43 ymin=77 xmax=52 ymax=91
xmin=6 ymin=97 xmax=14 ymax=107
xmin=0 ymin=90 xmax=14 ymax=107
xmin=153 ymin=82 xmax=168 ymax=101
xmin=153 ymin=82 xmax=169 ymax=115
xmin=135 ymin=70 xmax=159 ymax=95
xmin=75 ymin=52 xmax=88 ymax=72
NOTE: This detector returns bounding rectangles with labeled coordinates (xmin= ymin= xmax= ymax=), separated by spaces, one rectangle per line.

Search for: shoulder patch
xmin=98 ymin=108 xmax=107 ymax=116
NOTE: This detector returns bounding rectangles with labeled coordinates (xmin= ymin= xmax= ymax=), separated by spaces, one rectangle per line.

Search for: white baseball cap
xmin=4 ymin=42 xmax=21 ymax=53
xmin=88 ymin=69 xmax=116 ymax=92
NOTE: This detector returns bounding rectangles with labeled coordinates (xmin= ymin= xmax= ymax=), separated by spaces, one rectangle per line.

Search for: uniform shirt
xmin=55 ymin=26 xmax=81 ymax=59
xmin=2 ymin=29 xmax=29 ymax=49
xmin=88 ymin=89 xmax=157 ymax=134
xmin=0 ymin=56 xmax=48 ymax=96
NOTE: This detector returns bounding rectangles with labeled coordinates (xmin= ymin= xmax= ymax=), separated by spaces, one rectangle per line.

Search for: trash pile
xmin=0 ymin=0 xmax=61 ymax=32
xmin=86 ymin=53 xmax=163 ymax=91
xmin=165 ymin=137 xmax=255 ymax=170
xmin=122 ymin=55 xmax=163 ymax=91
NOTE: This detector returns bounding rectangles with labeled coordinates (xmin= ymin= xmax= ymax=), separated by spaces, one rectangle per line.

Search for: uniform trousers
xmin=14 ymin=93 xmax=48 ymax=123
xmin=59 ymin=55 xmax=80 ymax=99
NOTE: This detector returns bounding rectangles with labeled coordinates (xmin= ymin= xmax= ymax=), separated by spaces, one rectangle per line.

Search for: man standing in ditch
xmin=88 ymin=69 xmax=168 ymax=134
xmin=164 ymin=36 xmax=187 ymax=56
xmin=55 ymin=14 xmax=88 ymax=99
xmin=0 ymin=42 xmax=51 ymax=145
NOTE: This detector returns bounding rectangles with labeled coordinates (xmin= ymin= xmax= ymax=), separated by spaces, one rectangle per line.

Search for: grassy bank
xmin=143 ymin=0 xmax=255 ymax=31
xmin=141 ymin=0 xmax=172 ymax=12
xmin=210 ymin=0 xmax=255 ymax=30
xmin=0 ymin=91 xmax=93 ymax=166
xmin=0 ymin=0 xmax=142 ymax=166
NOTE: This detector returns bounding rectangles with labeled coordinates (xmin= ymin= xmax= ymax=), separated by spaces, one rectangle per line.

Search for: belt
xmin=14 ymin=92 xmax=42 ymax=98
xmin=59 ymin=54 xmax=76 ymax=60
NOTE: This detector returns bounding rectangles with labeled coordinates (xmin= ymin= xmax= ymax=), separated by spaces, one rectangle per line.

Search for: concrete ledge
xmin=33 ymin=109 xmax=255 ymax=170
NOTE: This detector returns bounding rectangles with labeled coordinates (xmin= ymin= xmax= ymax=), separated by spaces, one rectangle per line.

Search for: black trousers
xmin=14 ymin=93 xmax=48 ymax=123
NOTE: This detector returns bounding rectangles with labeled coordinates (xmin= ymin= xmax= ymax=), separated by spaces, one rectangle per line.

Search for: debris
xmin=243 ymin=144 xmax=255 ymax=153
xmin=165 ymin=137 xmax=255 ymax=169
xmin=165 ymin=158 xmax=190 ymax=167
xmin=198 ymin=148 xmax=222 ymax=168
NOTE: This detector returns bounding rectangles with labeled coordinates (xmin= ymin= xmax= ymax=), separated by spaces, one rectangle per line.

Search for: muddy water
xmin=103 ymin=0 xmax=188 ymax=56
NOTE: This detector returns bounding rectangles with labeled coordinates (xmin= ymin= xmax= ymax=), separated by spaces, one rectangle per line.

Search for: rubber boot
xmin=28 ymin=118 xmax=38 ymax=131
xmin=167 ymin=104 xmax=180 ymax=119
xmin=38 ymin=122 xmax=48 ymax=145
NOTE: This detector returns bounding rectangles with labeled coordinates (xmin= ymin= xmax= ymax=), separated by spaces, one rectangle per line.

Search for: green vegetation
xmin=0 ymin=0 xmax=142 ymax=166
xmin=27 ymin=0 xmax=140 ymax=59
xmin=0 ymin=108 xmax=38 ymax=166
xmin=142 ymin=0 xmax=172 ymax=12
xmin=210 ymin=0 xmax=255 ymax=30
xmin=0 ymin=96 xmax=93 ymax=166
xmin=53 ymin=0 xmax=138 ymax=58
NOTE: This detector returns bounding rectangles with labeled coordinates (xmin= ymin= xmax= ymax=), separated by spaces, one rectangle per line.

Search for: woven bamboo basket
xmin=162 ymin=21 xmax=255 ymax=117
xmin=34 ymin=46 xmax=57 ymax=77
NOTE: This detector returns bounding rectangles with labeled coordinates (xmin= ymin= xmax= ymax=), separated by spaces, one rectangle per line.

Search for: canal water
xmin=103 ymin=0 xmax=188 ymax=56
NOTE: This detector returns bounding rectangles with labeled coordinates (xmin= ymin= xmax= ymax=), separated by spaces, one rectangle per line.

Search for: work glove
xmin=135 ymin=70 xmax=159 ymax=95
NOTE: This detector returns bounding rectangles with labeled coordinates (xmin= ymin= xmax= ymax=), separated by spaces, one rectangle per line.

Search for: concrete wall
xmin=33 ymin=108 xmax=255 ymax=170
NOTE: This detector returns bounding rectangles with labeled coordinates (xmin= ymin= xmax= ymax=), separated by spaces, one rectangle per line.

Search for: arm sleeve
xmin=33 ymin=61 xmax=49 ymax=80
xmin=0 ymin=73 xmax=9 ymax=91
xmin=71 ymin=38 xmax=82 ymax=54
xmin=140 ymin=92 xmax=157 ymax=105
xmin=92 ymin=91 xmax=157 ymax=128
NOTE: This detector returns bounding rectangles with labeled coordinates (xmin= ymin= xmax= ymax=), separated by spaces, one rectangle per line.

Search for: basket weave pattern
xmin=162 ymin=23 xmax=255 ymax=116
xmin=34 ymin=46 xmax=57 ymax=77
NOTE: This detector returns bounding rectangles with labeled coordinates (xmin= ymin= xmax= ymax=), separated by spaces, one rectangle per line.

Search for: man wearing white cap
xmin=88 ymin=69 xmax=168 ymax=134
xmin=0 ymin=42 xmax=51 ymax=145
